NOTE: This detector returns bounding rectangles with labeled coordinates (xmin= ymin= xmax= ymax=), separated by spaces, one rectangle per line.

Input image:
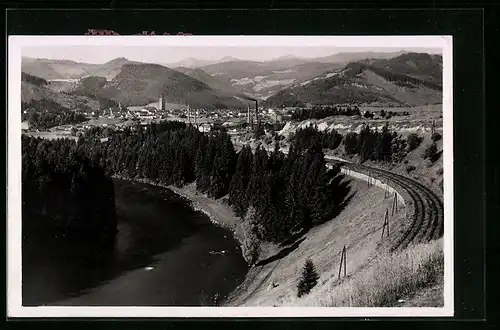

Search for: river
xmin=22 ymin=178 xmax=249 ymax=306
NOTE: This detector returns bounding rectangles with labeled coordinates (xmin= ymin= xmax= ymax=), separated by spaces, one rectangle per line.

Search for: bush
xmin=424 ymin=159 xmax=433 ymax=168
xmin=405 ymin=165 xmax=416 ymax=173
xmin=403 ymin=159 xmax=409 ymax=164
xmin=432 ymin=132 xmax=442 ymax=142
xmin=423 ymin=143 xmax=439 ymax=162
xmin=436 ymin=167 xmax=443 ymax=176
xmin=297 ymin=258 xmax=320 ymax=297
xmin=407 ymin=133 xmax=423 ymax=151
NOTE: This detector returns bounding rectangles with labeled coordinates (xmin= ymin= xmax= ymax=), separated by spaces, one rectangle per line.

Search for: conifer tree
xmin=241 ymin=206 xmax=262 ymax=265
xmin=297 ymin=258 xmax=320 ymax=297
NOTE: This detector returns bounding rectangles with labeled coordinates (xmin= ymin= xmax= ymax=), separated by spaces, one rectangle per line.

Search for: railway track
xmin=337 ymin=162 xmax=444 ymax=251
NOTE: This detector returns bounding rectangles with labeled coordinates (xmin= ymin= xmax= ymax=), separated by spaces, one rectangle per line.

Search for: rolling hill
xmin=74 ymin=63 xmax=247 ymax=108
xmin=197 ymin=52 xmax=410 ymax=100
xmin=263 ymin=53 xmax=443 ymax=108
xmin=310 ymin=51 xmax=408 ymax=64
xmin=173 ymin=67 xmax=244 ymax=94
xmin=165 ymin=56 xmax=241 ymax=69
xmin=200 ymin=60 xmax=345 ymax=99
xmin=22 ymin=58 xmax=100 ymax=80
xmin=22 ymin=57 xmax=139 ymax=81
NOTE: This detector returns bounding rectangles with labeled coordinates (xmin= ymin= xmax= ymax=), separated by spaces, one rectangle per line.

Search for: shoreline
xmin=112 ymin=174 xmax=245 ymax=245
xmin=112 ymin=175 xmax=250 ymax=306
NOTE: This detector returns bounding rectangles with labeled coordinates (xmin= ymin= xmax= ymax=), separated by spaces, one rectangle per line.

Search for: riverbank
xmin=113 ymin=176 xmax=246 ymax=249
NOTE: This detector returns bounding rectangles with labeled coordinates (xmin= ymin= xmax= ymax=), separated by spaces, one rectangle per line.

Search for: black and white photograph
xmin=8 ymin=36 xmax=453 ymax=317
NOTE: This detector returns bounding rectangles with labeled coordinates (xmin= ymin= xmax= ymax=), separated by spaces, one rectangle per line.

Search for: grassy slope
xmin=169 ymin=176 xmax=443 ymax=307
xmin=287 ymin=238 xmax=443 ymax=307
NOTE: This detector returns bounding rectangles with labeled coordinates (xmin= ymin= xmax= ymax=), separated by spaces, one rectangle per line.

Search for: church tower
xmin=158 ymin=95 xmax=165 ymax=111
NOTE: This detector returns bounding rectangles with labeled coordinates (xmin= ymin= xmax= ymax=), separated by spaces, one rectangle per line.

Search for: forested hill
xmin=263 ymin=53 xmax=443 ymax=108
xmin=77 ymin=63 xmax=247 ymax=108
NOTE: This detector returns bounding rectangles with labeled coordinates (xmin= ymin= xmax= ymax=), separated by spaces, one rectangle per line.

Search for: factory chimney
xmin=255 ymin=100 xmax=261 ymax=131
xmin=255 ymin=100 xmax=259 ymax=124
xmin=247 ymin=105 xmax=251 ymax=125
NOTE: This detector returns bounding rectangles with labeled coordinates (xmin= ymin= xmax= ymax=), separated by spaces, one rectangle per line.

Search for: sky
xmin=21 ymin=46 xmax=442 ymax=65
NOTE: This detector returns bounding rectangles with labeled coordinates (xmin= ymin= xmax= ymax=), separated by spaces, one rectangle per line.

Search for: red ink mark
xmin=85 ymin=30 xmax=192 ymax=36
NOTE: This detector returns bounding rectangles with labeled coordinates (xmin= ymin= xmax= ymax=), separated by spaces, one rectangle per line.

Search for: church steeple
xmin=158 ymin=95 xmax=165 ymax=111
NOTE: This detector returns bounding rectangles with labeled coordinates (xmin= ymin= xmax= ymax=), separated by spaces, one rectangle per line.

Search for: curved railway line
xmin=338 ymin=161 xmax=444 ymax=251
xmin=227 ymin=148 xmax=444 ymax=306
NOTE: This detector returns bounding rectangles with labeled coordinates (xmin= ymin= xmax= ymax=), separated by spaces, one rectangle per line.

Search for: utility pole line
xmin=392 ymin=192 xmax=399 ymax=216
xmin=338 ymin=245 xmax=347 ymax=280
xmin=381 ymin=209 xmax=390 ymax=240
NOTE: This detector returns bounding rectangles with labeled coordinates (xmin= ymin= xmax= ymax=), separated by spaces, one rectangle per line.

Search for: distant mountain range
xmin=263 ymin=53 xmax=443 ymax=108
xmin=21 ymin=50 xmax=442 ymax=113
xmin=22 ymin=57 xmax=139 ymax=81
xmin=164 ymin=56 xmax=241 ymax=69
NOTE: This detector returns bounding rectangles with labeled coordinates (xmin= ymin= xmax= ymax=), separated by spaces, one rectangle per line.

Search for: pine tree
xmin=241 ymin=206 xmax=262 ymax=265
xmin=297 ymin=258 xmax=320 ymax=297
xmin=228 ymin=145 xmax=253 ymax=216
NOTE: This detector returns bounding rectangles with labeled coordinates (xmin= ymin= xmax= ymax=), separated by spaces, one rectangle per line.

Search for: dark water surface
xmin=22 ymin=179 xmax=249 ymax=306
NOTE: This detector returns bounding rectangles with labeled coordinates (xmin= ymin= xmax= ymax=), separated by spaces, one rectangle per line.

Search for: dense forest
xmin=342 ymin=124 xmax=408 ymax=162
xmin=22 ymin=135 xmax=117 ymax=241
xmin=288 ymin=122 xmax=410 ymax=164
xmin=22 ymin=100 xmax=88 ymax=129
xmin=289 ymin=126 xmax=343 ymax=151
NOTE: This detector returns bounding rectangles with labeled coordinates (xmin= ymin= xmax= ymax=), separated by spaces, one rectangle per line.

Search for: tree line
xmin=343 ymin=124 xmax=409 ymax=162
xmin=288 ymin=125 xmax=343 ymax=151
xmin=288 ymin=123 xmax=429 ymax=164
xmin=22 ymin=135 xmax=117 ymax=242
xmin=291 ymin=105 xmax=362 ymax=121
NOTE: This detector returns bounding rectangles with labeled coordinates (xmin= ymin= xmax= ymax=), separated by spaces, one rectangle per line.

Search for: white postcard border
xmin=8 ymin=35 xmax=454 ymax=318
